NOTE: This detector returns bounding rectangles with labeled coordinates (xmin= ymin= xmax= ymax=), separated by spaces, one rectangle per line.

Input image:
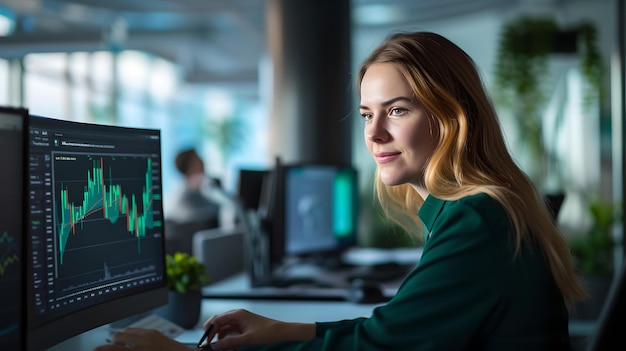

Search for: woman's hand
xmin=93 ymin=328 xmax=190 ymax=351
xmin=202 ymin=309 xmax=315 ymax=350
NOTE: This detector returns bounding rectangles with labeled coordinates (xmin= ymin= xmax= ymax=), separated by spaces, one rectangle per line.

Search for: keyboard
xmin=122 ymin=313 xmax=185 ymax=339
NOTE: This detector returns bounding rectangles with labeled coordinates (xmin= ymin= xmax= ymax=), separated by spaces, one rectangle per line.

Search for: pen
xmin=197 ymin=324 xmax=214 ymax=348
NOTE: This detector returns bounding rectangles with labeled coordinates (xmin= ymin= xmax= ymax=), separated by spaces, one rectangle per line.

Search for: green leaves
xmin=494 ymin=16 xmax=603 ymax=113
xmin=165 ymin=252 xmax=210 ymax=294
xmin=570 ymin=199 xmax=622 ymax=276
xmin=494 ymin=16 xmax=557 ymax=111
xmin=493 ymin=16 xmax=604 ymax=186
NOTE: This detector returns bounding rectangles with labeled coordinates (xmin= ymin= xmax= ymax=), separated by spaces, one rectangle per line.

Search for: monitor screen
xmin=281 ymin=164 xmax=358 ymax=258
xmin=25 ymin=115 xmax=168 ymax=351
xmin=0 ymin=107 xmax=27 ymax=351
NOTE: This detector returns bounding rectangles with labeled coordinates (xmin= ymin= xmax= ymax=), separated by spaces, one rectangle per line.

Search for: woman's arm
xmin=204 ymin=309 xmax=316 ymax=350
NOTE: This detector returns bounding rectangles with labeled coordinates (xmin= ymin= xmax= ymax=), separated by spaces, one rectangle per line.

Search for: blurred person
xmin=165 ymin=148 xmax=236 ymax=254
xmin=168 ymin=148 xmax=221 ymax=226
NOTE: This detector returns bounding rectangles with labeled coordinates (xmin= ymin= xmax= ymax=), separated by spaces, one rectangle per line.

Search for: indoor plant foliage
xmin=493 ymin=16 xmax=604 ymax=185
xmin=568 ymin=198 xmax=621 ymax=319
xmin=165 ymin=252 xmax=210 ymax=294
xmin=158 ymin=252 xmax=209 ymax=328
xmin=569 ymin=198 xmax=622 ymax=277
xmin=494 ymin=17 xmax=604 ymax=112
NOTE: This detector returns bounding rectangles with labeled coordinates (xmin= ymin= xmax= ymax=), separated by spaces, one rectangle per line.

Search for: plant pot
xmin=155 ymin=289 xmax=202 ymax=329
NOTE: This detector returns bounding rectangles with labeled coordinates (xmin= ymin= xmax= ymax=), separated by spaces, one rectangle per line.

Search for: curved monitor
xmin=25 ymin=115 xmax=168 ymax=351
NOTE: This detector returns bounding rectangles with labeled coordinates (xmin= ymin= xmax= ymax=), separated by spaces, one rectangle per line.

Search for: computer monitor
xmin=0 ymin=107 xmax=28 ymax=351
xmin=236 ymin=169 xmax=269 ymax=212
xmin=25 ymin=115 xmax=168 ymax=351
xmin=279 ymin=164 xmax=359 ymax=261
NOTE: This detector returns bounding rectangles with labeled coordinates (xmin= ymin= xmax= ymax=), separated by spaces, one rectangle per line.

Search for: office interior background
xmin=0 ymin=0 xmax=623 ymax=251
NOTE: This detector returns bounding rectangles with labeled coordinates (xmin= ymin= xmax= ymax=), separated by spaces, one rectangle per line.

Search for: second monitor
xmin=278 ymin=164 xmax=359 ymax=263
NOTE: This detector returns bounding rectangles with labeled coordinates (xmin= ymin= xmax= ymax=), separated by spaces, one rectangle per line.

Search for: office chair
xmin=164 ymin=218 xmax=219 ymax=255
xmin=586 ymin=260 xmax=626 ymax=350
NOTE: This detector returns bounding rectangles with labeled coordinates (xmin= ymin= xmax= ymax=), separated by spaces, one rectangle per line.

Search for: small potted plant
xmin=166 ymin=252 xmax=210 ymax=293
xmin=158 ymin=252 xmax=210 ymax=328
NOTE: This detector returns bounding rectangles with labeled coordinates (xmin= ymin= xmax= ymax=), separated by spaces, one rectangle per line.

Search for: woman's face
xmin=360 ymin=63 xmax=439 ymax=190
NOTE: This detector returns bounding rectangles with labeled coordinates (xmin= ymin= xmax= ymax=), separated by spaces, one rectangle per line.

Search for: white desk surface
xmin=48 ymin=294 xmax=382 ymax=350
xmin=48 ymin=296 xmax=597 ymax=350
xmin=47 ymin=256 xmax=596 ymax=350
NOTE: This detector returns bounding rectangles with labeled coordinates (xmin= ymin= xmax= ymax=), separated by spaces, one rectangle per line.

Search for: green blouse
xmin=247 ymin=193 xmax=571 ymax=350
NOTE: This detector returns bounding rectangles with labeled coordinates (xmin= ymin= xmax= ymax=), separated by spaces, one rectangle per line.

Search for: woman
xmin=96 ymin=31 xmax=587 ymax=351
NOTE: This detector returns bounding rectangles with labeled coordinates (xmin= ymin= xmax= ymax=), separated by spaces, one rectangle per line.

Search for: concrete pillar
xmin=265 ymin=0 xmax=353 ymax=166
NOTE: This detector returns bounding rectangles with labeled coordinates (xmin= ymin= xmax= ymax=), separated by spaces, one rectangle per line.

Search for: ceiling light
xmin=353 ymin=5 xmax=403 ymax=26
xmin=0 ymin=12 xmax=15 ymax=36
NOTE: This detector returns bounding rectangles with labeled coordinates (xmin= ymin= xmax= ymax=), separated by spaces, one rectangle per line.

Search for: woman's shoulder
xmin=431 ymin=192 xmax=508 ymax=227
xmin=455 ymin=192 xmax=500 ymax=208
xmin=427 ymin=192 xmax=503 ymax=213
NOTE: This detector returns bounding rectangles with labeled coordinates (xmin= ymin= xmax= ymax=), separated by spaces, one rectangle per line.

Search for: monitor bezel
xmin=0 ymin=106 xmax=29 ymax=351
xmin=236 ymin=168 xmax=270 ymax=212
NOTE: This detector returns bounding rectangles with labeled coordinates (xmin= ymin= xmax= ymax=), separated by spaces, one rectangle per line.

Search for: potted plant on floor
xmin=569 ymin=198 xmax=621 ymax=320
xmin=157 ymin=252 xmax=210 ymax=329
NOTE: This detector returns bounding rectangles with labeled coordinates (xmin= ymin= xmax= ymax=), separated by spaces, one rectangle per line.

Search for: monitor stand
xmin=108 ymin=311 xmax=153 ymax=330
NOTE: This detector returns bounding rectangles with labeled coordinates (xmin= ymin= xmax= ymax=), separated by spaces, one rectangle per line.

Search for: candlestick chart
xmin=52 ymin=154 xmax=163 ymax=295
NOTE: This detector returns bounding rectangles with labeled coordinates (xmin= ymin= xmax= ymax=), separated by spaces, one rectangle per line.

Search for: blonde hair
xmin=357 ymin=31 xmax=587 ymax=305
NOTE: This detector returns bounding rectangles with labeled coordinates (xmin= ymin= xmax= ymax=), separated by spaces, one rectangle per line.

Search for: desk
xmin=47 ymin=296 xmax=382 ymax=350
xmin=201 ymin=271 xmax=401 ymax=301
xmin=47 ymin=297 xmax=597 ymax=350
xmin=47 ymin=268 xmax=597 ymax=350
